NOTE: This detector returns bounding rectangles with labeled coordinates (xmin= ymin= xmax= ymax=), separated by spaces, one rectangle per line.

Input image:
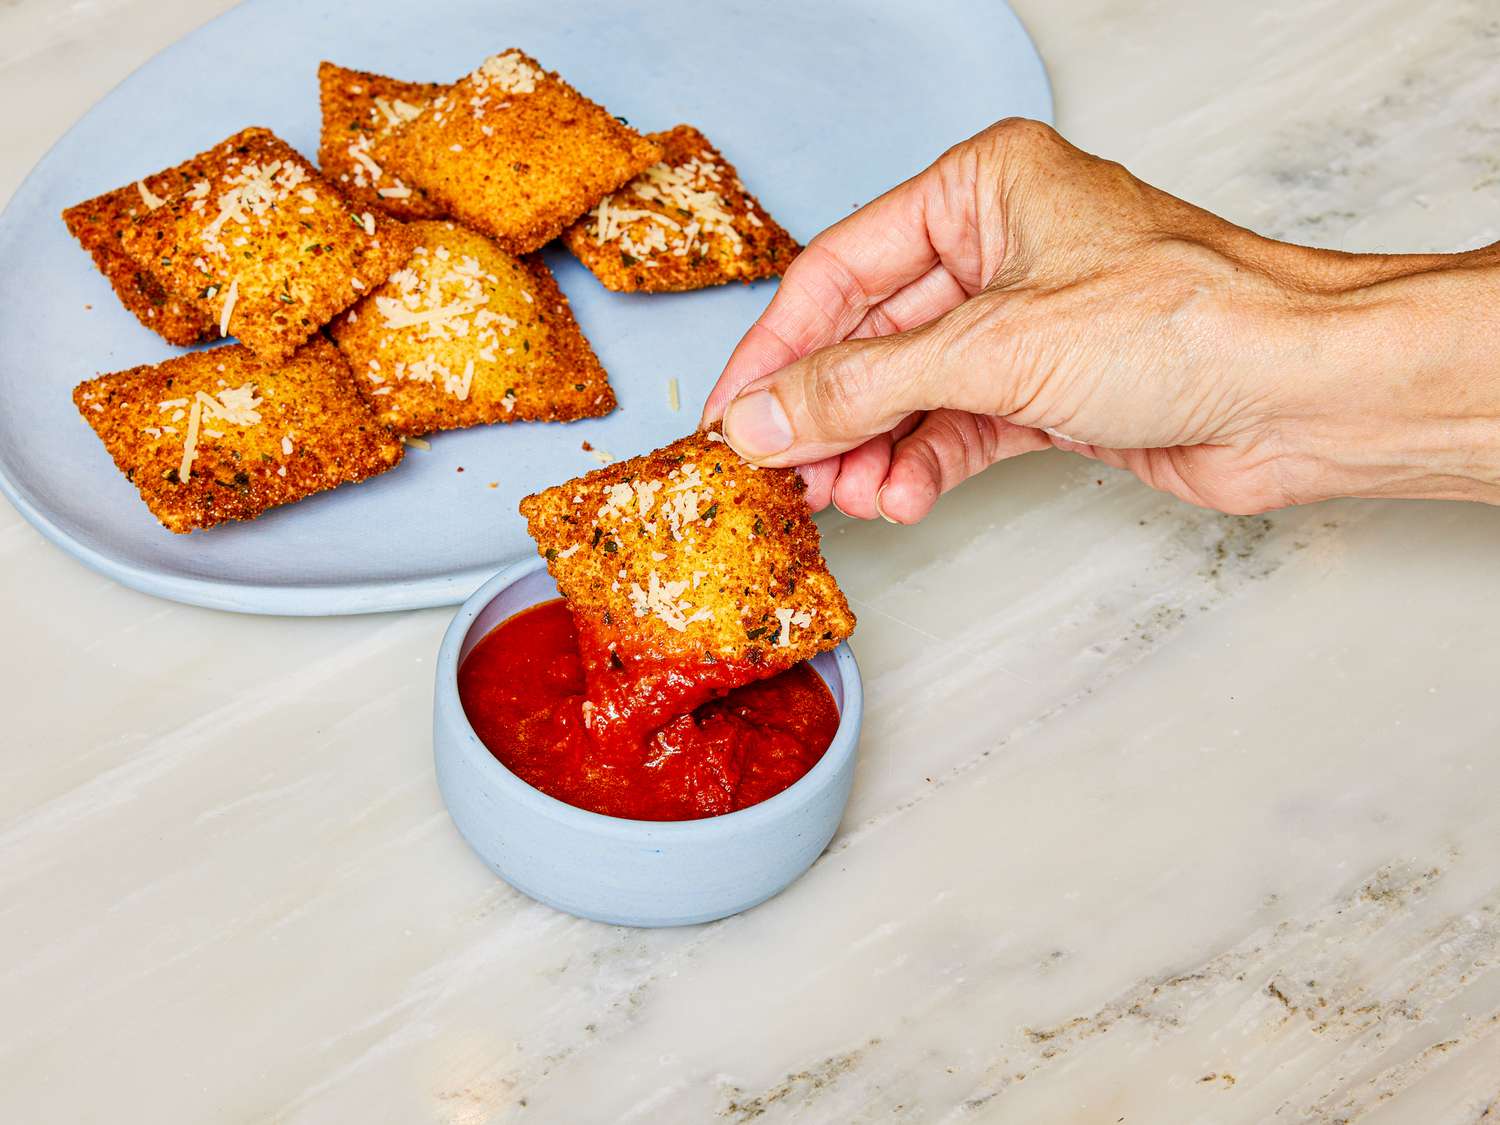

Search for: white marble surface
xmin=4 ymin=1 xmax=1500 ymax=1121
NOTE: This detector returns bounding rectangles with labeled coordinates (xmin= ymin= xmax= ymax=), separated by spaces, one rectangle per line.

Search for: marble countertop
xmin=4 ymin=2 xmax=1500 ymax=1121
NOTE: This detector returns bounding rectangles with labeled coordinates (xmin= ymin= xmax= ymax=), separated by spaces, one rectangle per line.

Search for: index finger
xmin=701 ymin=166 xmax=945 ymax=423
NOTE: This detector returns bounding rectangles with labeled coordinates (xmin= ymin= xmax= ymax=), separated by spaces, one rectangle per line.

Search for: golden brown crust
xmin=61 ymin=160 xmax=221 ymax=346
xmin=116 ymin=127 xmax=417 ymax=363
xmin=73 ymin=337 xmax=403 ymax=533
xmin=519 ymin=430 xmax=855 ymax=669
xmin=316 ymin=62 xmax=448 ymax=221
xmin=328 ymin=220 xmax=614 ymax=436
xmin=380 ymin=49 xmax=663 ymax=255
xmin=562 ymin=125 xmax=801 ymax=293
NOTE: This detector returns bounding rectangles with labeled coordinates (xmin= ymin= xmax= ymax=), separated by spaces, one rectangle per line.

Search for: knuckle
xmin=801 ymin=347 xmax=870 ymax=434
xmin=993 ymin=116 xmax=1059 ymax=145
xmin=905 ymin=432 xmax=947 ymax=485
xmin=915 ymin=413 xmax=986 ymax=490
xmin=924 ymin=296 xmax=1029 ymax=414
xmin=984 ymin=117 xmax=1063 ymax=160
xmin=973 ymin=415 xmax=1007 ymax=464
xmin=949 ymin=415 xmax=992 ymax=479
xmin=935 ymin=118 xmax=1062 ymax=188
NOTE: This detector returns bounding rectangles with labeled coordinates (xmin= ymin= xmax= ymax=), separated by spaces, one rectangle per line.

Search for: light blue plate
xmin=0 ymin=0 xmax=1051 ymax=615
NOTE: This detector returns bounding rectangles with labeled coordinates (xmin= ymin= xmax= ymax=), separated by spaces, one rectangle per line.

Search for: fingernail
xmin=874 ymin=484 xmax=899 ymax=524
xmin=722 ymin=391 xmax=792 ymax=459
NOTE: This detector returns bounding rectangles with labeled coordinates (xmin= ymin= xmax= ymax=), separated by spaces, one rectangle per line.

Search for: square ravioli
xmin=519 ymin=430 xmax=855 ymax=741
xmin=379 ymin=49 xmax=662 ymax=254
xmin=62 ymin=159 xmax=221 ymax=346
xmin=73 ymin=337 xmax=403 ymax=533
xmin=563 ymin=125 xmax=801 ymax=292
xmin=317 ymin=61 xmax=447 ymax=220
xmin=117 ymin=127 xmax=417 ymax=362
xmin=329 ymin=220 xmax=615 ymax=436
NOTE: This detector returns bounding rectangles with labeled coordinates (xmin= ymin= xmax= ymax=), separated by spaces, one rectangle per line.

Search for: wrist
xmin=1265 ymin=258 xmax=1500 ymax=505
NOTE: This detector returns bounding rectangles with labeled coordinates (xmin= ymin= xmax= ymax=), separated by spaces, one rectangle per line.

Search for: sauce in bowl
xmin=457 ymin=598 xmax=840 ymax=821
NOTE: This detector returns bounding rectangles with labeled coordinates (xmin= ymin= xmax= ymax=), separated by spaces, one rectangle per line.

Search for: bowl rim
xmin=435 ymin=555 xmax=864 ymax=839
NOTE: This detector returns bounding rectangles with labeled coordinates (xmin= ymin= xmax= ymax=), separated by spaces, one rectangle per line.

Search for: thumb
xmin=720 ymin=328 xmax=942 ymax=467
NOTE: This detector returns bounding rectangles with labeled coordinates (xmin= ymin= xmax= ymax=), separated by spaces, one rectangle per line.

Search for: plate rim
xmin=0 ymin=0 xmax=1052 ymax=616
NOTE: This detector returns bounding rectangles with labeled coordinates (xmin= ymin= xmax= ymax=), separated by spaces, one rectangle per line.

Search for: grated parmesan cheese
xmin=588 ymin=153 xmax=744 ymax=264
xmin=627 ymin=569 xmax=714 ymax=632
xmin=136 ymin=180 xmax=165 ymax=210
xmin=199 ymin=158 xmax=311 ymax=261
xmin=774 ymin=607 xmax=814 ymax=648
xmin=348 ymin=139 xmax=384 ymax=182
xmin=218 ymin=277 xmax=239 ymax=337
xmin=170 ymin=382 xmax=262 ymax=482
xmin=369 ymin=240 xmax=519 ymax=400
xmin=372 ymin=95 xmax=424 ymax=130
xmin=473 ymin=51 xmax=541 ymax=97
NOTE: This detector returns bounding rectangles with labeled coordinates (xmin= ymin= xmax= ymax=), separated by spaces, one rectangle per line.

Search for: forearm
xmin=1271 ymin=252 xmax=1500 ymax=505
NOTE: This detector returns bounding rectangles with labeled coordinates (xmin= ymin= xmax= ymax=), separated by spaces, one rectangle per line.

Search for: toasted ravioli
xmin=329 ymin=221 xmax=614 ymax=436
xmin=520 ymin=430 xmax=854 ymax=739
xmin=380 ymin=49 xmax=662 ymax=254
xmin=117 ymin=127 xmax=417 ymax=363
xmin=73 ymin=338 xmax=403 ymax=533
xmin=317 ymin=62 xmax=447 ymax=220
xmin=62 ymin=159 xmax=221 ymax=346
xmin=563 ymin=125 xmax=800 ymax=292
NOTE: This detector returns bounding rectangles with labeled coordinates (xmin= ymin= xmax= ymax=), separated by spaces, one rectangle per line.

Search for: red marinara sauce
xmin=457 ymin=599 xmax=841 ymax=821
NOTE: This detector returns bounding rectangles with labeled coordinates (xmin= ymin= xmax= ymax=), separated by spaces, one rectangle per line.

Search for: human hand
xmin=701 ymin=119 xmax=1500 ymax=520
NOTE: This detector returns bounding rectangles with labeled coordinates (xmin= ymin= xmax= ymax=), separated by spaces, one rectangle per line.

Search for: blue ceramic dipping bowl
xmin=433 ymin=556 xmax=864 ymax=927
